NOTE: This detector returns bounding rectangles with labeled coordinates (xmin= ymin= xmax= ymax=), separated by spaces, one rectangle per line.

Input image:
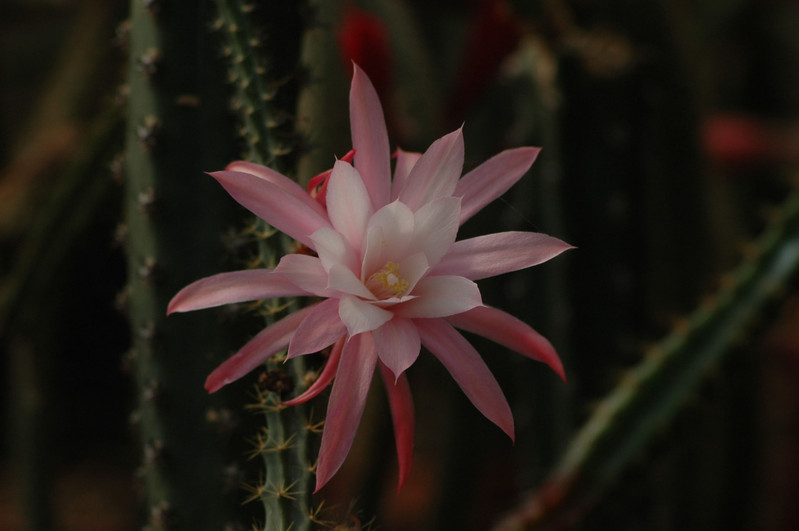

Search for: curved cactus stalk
xmin=493 ymin=188 xmax=799 ymax=530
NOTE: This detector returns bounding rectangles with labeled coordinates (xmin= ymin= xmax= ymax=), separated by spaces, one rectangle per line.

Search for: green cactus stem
xmin=124 ymin=1 xmax=240 ymax=528
xmin=215 ymin=2 xmax=320 ymax=529
xmin=492 ymin=185 xmax=799 ymax=530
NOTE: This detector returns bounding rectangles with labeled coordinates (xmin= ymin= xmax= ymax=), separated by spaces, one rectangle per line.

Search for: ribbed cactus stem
xmin=493 ymin=187 xmax=799 ymax=530
xmin=215 ymin=0 xmax=291 ymax=167
xmin=245 ymin=367 xmax=322 ymax=530
xmin=215 ymin=2 xmax=318 ymax=529
xmin=125 ymin=1 xmax=237 ymax=528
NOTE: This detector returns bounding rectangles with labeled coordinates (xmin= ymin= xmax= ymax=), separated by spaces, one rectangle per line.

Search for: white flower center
xmin=366 ymin=261 xmax=409 ymax=299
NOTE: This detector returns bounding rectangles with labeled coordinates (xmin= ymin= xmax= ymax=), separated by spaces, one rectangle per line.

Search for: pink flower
xmin=168 ymin=65 xmax=572 ymax=491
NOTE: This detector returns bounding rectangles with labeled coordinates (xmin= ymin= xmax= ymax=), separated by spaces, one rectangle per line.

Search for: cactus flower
xmin=168 ymin=65 xmax=572 ymax=491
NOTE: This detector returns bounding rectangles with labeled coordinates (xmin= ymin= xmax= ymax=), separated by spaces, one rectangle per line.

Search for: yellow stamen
xmin=366 ymin=261 xmax=409 ymax=299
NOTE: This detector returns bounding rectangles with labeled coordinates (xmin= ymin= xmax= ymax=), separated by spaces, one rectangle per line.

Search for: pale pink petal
xmin=397 ymin=252 xmax=430 ymax=294
xmin=338 ymin=295 xmax=393 ymax=336
xmin=392 ymin=148 xmax=421 ymax=200
xmin=315 ymin=333 xmax=378 ymax=491
xmin=282 ymin=337 xmax=345 ymax=407
xmin=415 ymin=318 xmax=514 ymax=440
xmin=412 ymin=196 xmax=461 ymax=266
xmin=446 ymin=306 xmax=565 ymax=381
xmin=225 ymin=161 xmax=329 ymax=219
xmin=432 ymin=232 xmax=574 ymax=280
xmin=398 ymin=127 xmax=464 ymax=211
xmin=211 ymin=170 xmax=331 ymax=249
xmin=204 ymin=304 xmax=316 ymax=393
xmin=378 ymin=363 xmax=415 ymax=490
xmin=310 ymin=227 xmax=360 ymax=275
xmin=167 ymin=270 xmax=308 ymax=315
xmin=394 ymin=275 xmax=482 ymax=319
xmin=288 ymin=298 xmax=346 ymax=358
xmin=361 ymin=200 xmax=415 ymax=279
xmin=274 ymin=254 xmax=332 ymax=297
xmin=350 ymin=64 xmax=391 ymax=209
xmin=326 ymin=161 xmax=374 ymax=255
xmin=454 ymin=147 xmax=540 ymax=225
xmin=328 ymin=264 xmax=376 ymax=300
xmin=372 ymin=317 xmax=421 ymax=379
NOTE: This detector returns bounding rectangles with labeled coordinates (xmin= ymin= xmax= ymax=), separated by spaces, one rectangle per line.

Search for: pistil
xmin=366 ymin=261 xmax=409 ymax=299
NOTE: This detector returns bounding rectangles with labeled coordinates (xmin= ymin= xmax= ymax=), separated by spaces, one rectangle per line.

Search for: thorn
xmin=113 ymin=20 xmax=131 ymax=49
xmin=241 ymin=478 xmax=266 ymax=505
xmin=142 ymin=379 xmax=161 ymax=404
xmin=138 ymin=256 xmax=159 ymax=284
xmin=112 ymin=224 xmax=129 ymax=252
xmin=150 ymin=500 xmax=173 ymax=528
xmin=109 ymin=153 xmax=125 ymax=184
xmin=138 ymin=186 xmax=157 ymax=214
xmin=137 ymin=116 xmax=161 ymax=150
xmin=221 ymin=463 xmax=244 ymax=493
xmin=143 ymin=439 xmax=165 ymax=467
xmin=137 ymin=48 xmax=162 ymax=77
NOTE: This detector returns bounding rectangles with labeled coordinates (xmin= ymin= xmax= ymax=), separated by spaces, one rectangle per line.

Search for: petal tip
xmin=204 ymin=375 xmax=225 ymax=394
xmin=551 ymin=356 xmax=567 ymax=383
xmin=165 ymin=295 xmax=182 ymax=316
xmin=396 ymin=472 xmax=409 ymax=492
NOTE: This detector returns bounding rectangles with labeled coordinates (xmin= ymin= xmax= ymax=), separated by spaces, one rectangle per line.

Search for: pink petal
xmin=394 ymin=275 xmax=482 ymax=319
xmin=432 ymin=231 xmax=574 ymax=280
xmin=372 ymin=317 xmax=421 ymax=379
xmin=274 ymin=254 xmax=332 ymax=297
xmin=211 ymin=170 xmax=332 ymax=249
xmin=326 ymin=161 xmax=374 ymax=255
xmin=446 ymin=306 xmax=565 ymax=381
xmin=310 ymin=227 xmax=360 ymax=276
xmin=361 ymin=200 xmax=415 ymax=278
xmin=415 ymin=318 xmax=514 ymax=440
xmin=338 ymin=295 xmax=394 ymax=336
xmin=328 ymin=263 xmax=376 ymax=300
xmin=395 ymin=252 xmax=430 ymax=294
xmin=378 ymin=363 xmax=415 ymax=491
xmin=392 ymin=148 xmax=421 ymax=200
xmin=350 ymin=64 xmax=391 ymax=209
xmin=315 ymin=333 xmax=378 ymax=491
xmin=167 ymin=269 xmax=308 ymax=315
xmin=282 ymin=337 xmax=345 ymax=407
xmin=288 ymin=298 xmax=346 ymax=358
xmin=455 ymin=147 xmax=541 ymax=225
xmin=412 ymin=196 xmax=461 ymax=266
xmin=204 ymin=304 xmax=317 ymax=393
xmin=225 ymin=161 xmax=329 ymax=219
xmin=398 ymin=127 xmax=465 ymax=211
